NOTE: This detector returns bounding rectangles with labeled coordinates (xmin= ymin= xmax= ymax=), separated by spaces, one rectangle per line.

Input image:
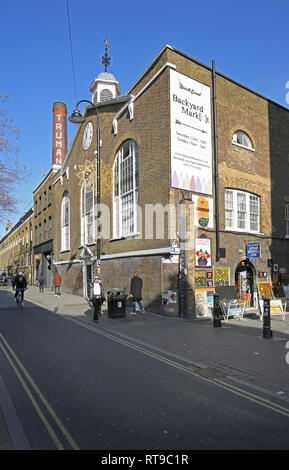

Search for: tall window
xmin=61 ymin=192 xmax=70 ymax=251
xmin=225 ymin=189 xmax=260 ymax=233
xmin=81 ymin=182 xmax=95 ymax=245
xmin=113 ymin=140 xmax=139 ymax=238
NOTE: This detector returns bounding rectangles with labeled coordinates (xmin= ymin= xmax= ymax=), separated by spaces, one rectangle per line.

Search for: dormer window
xmin=232 ymin=131 xmax=254 ymax=151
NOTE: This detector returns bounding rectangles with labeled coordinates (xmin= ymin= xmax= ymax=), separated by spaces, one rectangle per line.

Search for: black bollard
xmin=213 ymin=293 xmax=221 ymax=328
xmin=263 ymin=296 xmax=273 ymax=339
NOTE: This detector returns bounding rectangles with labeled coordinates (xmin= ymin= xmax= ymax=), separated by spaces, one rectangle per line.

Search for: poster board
xmin=213 ymin=267 xmax=230 ymax=287
xmin=257 ymin=282 xmax=273 ymax=299
xmin=195 ymin=287 xmax=215 ymax=318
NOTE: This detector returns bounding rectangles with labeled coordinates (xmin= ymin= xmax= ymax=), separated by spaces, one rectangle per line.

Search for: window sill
xmin=59 ymin=249 xmax=70 ymax=253
xmin=224 ymin=227 xmax=263 ymax=236
xmin=110 ymin=232 xmax=141 ymax=242
xmin=232 ymin=142 xmax=255 ymax=152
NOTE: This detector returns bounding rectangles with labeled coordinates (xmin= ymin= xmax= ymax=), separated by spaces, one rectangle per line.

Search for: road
xmin=1 ymin=289 xmax=289 ymax=450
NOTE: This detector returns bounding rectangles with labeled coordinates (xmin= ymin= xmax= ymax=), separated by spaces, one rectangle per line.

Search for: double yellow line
xmin=0 ymin=332 xmax=79 ymax=450
xmin=67 ymin=316 xmax=289 ymax=419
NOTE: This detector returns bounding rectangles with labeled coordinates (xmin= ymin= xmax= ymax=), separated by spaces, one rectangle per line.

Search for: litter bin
xmin=107 ymin=289 xmax=127 ymax=318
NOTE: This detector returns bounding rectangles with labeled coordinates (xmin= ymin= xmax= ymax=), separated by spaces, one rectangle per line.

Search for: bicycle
xmin=15 ymin=288 xmax=25 ymax=308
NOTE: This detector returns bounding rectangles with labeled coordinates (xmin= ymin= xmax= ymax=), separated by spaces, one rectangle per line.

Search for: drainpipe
xmin=212 ymin=60 xmax=220 ymax=262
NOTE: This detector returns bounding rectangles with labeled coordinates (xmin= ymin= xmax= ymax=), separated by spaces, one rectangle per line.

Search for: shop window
xmin=225 ymin=189 xmax=260 ymax=233
xmin=232 ymin=131 xmax=254 ymax=151
xmin=113 ymin=139 xmax=139 ymax=238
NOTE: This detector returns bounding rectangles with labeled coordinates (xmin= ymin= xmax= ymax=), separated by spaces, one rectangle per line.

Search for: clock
xmin=83 ymin=121 xmax=93 ymax=150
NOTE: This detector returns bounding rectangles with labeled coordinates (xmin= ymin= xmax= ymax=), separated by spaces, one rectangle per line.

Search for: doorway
xmin=235 ymin=259 xmax=255 ymax=307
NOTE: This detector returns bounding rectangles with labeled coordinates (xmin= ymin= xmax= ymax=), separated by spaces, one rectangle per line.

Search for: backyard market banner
xmin=170 ymin=69 xmax=212 ymax=195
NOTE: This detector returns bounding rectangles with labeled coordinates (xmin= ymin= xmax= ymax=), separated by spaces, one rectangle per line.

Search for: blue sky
xmin=1 ymin=0 xmax=289 ymax=237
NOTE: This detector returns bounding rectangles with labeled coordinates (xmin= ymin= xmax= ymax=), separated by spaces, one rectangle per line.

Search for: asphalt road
xmin=1 ymin=289 xmax=289 ymax=450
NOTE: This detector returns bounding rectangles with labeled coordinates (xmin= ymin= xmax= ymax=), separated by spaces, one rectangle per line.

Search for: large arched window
xmin=81 ymin=181 xmax=95 ymax=245
xmin=61 ymin=192 xmax=70 ymax=251
xmin=232 ymin=131 xmax=254 ymax=151
xmin=113 ymin=139 xmax=139 ymax=238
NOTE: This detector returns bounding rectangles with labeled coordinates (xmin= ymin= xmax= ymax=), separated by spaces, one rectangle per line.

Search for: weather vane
xmin=102 ymin=38 xmax=111 ymax=72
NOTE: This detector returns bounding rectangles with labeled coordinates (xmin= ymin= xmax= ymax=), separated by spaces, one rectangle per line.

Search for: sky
xmin=1 ymin=0 xmax=289 ymax=237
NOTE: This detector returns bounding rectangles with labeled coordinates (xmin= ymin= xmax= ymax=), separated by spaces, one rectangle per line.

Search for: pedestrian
xmin=38 ymin=273 xmax=45 ymax=293
xmin=89 ymin=274 xmax=106 ymax=322
xmin=129 ymin=271 xmax=145 ymax=315
xmin=53 ymin=271 xmax=62 ymax=297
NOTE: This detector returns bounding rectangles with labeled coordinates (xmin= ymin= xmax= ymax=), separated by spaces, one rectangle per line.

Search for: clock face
xmin=83 ymin=121 xmax=93 ymax=150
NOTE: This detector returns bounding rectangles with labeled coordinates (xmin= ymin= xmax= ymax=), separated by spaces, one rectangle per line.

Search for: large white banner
xmin=170 ymin=69 xmax=212 ymax=195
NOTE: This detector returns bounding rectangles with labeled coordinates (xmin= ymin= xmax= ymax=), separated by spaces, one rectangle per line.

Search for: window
xmin=48 ymin=186 xmax=52 ymax=206
xmin=232 ymin=131 xmax=254 ymax=151
xmin=48 ymin=216 xmax=52 ymax=239
xmin=81 ymin=182 xmax=95 ymax=245
xmin=38 ymin=197 xmax=41 ymax=214
xmin=43 ymin=220 xmax=47 ymax=240
xmin=35 ymin=226 xmax=38 ymax=245
xmin=285 ymin=203 xmax=289 ymax=237
xmin=35 ymin=200 xmax=37 ymax=217
xmin=61 ymin=192 xmax=70 ymax=251
xmin=43 ymin=191 xmax=47 ymax=210
xmin=225 ymin=189 xmax=260 ymax=233
xmin=113 ymin=140 xmax=139 ymax=238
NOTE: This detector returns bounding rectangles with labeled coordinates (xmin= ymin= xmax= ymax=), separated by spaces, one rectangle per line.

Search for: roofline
xmin=127 ymin=44 xmax=289 ymax=114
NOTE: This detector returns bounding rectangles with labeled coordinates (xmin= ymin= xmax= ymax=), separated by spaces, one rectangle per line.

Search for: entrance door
xmin=235 ymin=260 xmax=255 ymax=307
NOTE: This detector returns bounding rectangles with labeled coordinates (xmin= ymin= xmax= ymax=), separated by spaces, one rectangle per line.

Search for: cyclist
xmin=12 ymin=272 xmax=27 ymax=305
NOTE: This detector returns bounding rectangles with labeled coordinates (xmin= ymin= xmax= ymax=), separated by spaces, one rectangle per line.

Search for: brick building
xmin=1 ymin=44 xmax=289 ymax=317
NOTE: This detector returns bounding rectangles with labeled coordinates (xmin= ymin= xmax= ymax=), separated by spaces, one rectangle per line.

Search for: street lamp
xmin=69 ymin=100 xmax=101 ymax=274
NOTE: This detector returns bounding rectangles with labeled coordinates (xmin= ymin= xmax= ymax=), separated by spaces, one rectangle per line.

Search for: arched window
xmin=113 ymin=139 xmax=139 ymax=238
xmin=81 ymin=182 xmax=95 ymax=245
xmin=61 ymin=192 xmax=70 ymax=251
xmin=232 ymin=131 xmax=254 ymax=150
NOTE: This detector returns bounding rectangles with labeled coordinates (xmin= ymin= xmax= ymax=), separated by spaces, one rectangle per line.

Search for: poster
xmin=195 ymin=287 xmax=215 ymax=318
xmin=170 ymin=69 xmax=212 ymax=195
xmin=192 ymin=195 xmax=214 ymax=228
xmin=195 ymin=238 xmax=211 ymax=267
xmin=213 ymin=267 xmax=230 ymax=287
xmin=257 ymin=282 xmax=273 ymax=299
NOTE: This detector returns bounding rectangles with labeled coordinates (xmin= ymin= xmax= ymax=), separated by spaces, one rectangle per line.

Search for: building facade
xmin=1 ymin=44 xmax=289 ymax=318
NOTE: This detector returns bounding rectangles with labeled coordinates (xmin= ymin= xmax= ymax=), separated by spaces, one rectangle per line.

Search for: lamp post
xmin=68 ymin=100 xmax=101 ymax=274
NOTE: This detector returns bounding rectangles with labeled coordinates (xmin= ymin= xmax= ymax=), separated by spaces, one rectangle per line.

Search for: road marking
xmin=66 ymin=316 xmax=289 ymax=419
xmin=0 ymin=332 xmax=80 ymax=450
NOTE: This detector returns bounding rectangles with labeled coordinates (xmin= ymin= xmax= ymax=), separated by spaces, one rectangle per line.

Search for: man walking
xmin=38 ymin=273 xmax=45 ymax=293
xmin=129 ymin=271 xmax=145 ymax=315
xmin=90 ymin=275 xmax=106 ymax=322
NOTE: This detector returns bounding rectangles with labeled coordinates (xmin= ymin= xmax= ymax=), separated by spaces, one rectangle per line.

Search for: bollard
xmin=263 ymin=296 xmax=273 ymax=339
xmin=213 ymin=293 xmax=221 ymax=328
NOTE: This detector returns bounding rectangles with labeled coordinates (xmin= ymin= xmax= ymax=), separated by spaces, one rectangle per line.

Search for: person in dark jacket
xmin=12 ymin=272 xmax=27 ymax=304
xmin=129 ymin=271 xmax=145 ymax=315
xmin=89 ymin=275 xmax=106 ymax=322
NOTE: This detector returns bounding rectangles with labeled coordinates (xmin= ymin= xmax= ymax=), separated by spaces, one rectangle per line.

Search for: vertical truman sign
xmin=170 ymin=69 xmax=212 ymax=195
xmin=52 ymin=102 xmax=67 ymax=167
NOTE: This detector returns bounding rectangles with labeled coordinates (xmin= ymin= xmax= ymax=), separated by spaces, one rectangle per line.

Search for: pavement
xmin=1 ymin=284 xmax=289 ymax=450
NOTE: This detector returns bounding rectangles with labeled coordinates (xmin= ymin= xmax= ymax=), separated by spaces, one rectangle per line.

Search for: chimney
xmin=52 ymin=102 xmax=67 ymax=168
